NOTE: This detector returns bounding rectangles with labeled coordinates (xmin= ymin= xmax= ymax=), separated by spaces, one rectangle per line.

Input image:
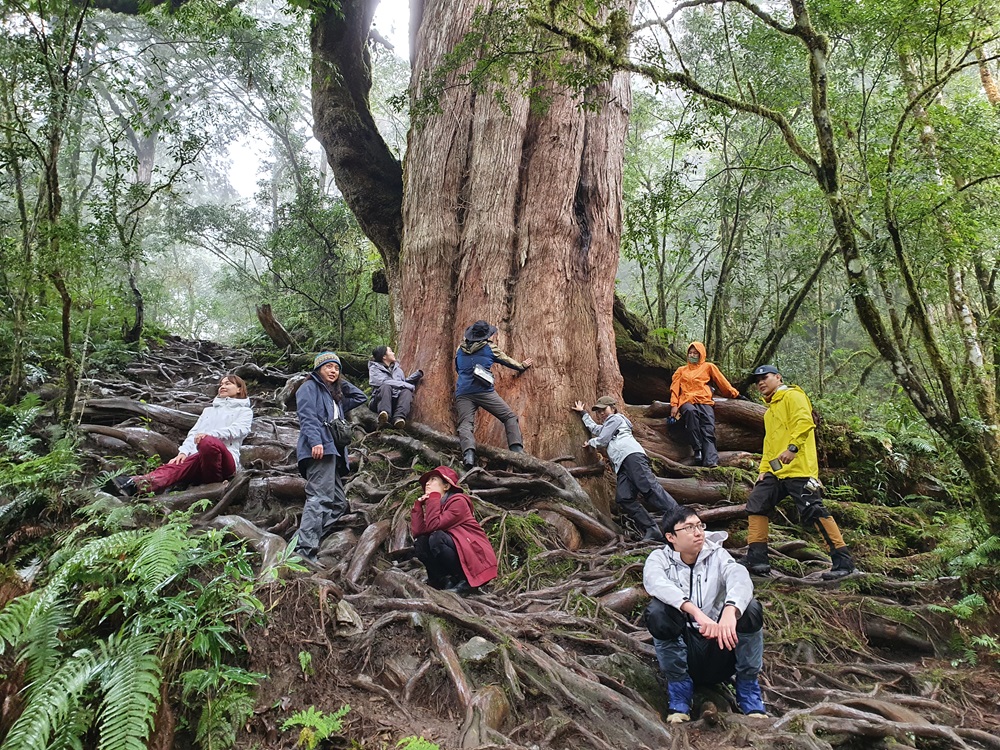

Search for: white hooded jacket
xmin=643 ymin=530 xmax=754 ymax=629
xmin=178 ymin=397 xmax=253 ymax=470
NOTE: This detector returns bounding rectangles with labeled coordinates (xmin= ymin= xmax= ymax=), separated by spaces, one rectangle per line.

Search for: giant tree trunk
xmin=311 ymin=0 xmax=632 ymax=460
xmin=398 ymin=9 xmax=631 ymax=457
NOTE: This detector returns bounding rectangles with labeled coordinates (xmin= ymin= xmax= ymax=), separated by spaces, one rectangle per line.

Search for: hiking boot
xmin=642 ymin=526 xmax=667 ymax=543
xmin=377 ymin=410 xmax=389 ymax=426
xmin=393 ymin=417 xmax=406 ymax=429
xmin=666 ymin=677 xmax=694 ymax=722
xmin=821 ymin=546 xmax=855 ymax=580
xmin=446 ymin=579 xmax=479 ymax=596
xmin=692 ymin=450 xmax=703 ymax=464
xmin=109 ymin=476 xmax=138 ymax=497
xmin=743 ymin=542 xmax=771 ymax=576
xmin=509 ymin=444 xmax=524 ymax=454
xmin=735 ymin=678 xmax=767 ymax=716
xmin=463 ymin=449 xmax=477 ymax=469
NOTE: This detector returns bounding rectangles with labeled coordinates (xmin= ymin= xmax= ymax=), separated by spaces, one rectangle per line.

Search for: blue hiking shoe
xmin=666 ymin=677 xmax=694 ymax=723
xmin=735 ymin=678 xmax=767 ymax=716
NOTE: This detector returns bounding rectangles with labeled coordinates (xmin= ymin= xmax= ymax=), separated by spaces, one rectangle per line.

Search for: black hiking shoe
xmin=447 ymin=579 xmax=479 ymax=596
xmin=642 ymin=526 xmax=667 ymax=543
xmin=107 ymin=476 xmax=138 ymax=497
xmin=463 ymin=449 xmax=477 ymax=469
xmin=743 ymin=542 xmax=771 ymax=575
xmin=821 ymin=546 xmax=855 ymax=580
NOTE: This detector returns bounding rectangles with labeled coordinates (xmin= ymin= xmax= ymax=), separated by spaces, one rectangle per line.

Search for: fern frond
xmin=195 ymin=685 xmax=257 ymax=750
xmin=96 ymin=631 xmax=163 ymax=750
xmin=0 ymin=589 xmax=44 ymax=654
xmin=128 ymin=523 xmax=189 ymax=594
xmin=0 ymin=648 xmax=102 ymax=750
xmin=21 ymin=599 xmax=73 ymax=690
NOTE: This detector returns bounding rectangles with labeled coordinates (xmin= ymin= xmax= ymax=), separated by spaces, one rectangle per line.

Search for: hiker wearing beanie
xmin=294 ymin=351 xmax=367 ymax=567
xmin=368 ymin=345 xmax=423 ymax=429
xmin=573 ymin=396 xmax=678 ymax=543
xmin=455 ymin=320 xmax=533 ymax=469
xmin=743 ymin=364 xmax=855 ymax=580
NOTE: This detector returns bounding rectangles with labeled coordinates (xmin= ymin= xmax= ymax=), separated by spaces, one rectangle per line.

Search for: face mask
xmin=688 ymin=354 xmax=700 ymax=364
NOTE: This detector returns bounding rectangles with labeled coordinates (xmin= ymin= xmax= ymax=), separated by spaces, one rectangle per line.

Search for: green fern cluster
xmin=281 ymin=704 xmax=350 ymax=749
xmin=0 ymin=505 xmax=265 ymax=750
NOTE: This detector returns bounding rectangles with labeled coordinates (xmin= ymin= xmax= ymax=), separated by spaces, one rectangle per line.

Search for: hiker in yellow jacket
xmin=743 ymin=365 xmax=855 ymax=580
xmin=670 ymin=342 xmax=741 ymax=467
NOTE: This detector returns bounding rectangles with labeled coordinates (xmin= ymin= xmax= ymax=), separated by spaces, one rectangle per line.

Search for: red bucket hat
xmin=418 ymin=465 xmax=460 ymax=489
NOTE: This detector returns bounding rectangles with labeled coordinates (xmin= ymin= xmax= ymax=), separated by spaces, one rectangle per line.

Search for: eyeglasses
xmin=673 ymin=522 xmax=706 ymax=534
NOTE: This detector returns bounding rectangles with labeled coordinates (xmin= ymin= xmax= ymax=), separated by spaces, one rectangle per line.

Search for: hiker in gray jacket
xmin=573 ymin=395 xmax=678 ymax=542
xmin=643 ymin=506 xmax=767 ymax=723
xmin=368 ymin=345 xmax=422 ymax=429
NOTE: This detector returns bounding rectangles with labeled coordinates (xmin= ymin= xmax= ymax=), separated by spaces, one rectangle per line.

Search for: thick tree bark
xmin=399 ymin=26 xmax=632 ymax=456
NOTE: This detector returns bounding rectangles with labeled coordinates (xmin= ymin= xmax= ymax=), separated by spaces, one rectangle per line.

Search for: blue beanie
xmin=313 ymin=351 xmax=342 ymax=370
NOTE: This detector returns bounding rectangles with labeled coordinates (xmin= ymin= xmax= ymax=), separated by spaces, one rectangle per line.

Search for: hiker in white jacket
xmin=109 ymin=374 xmax=253 ymax=496
xmin=573 ymin=395 xmax=678 ymax=542
xmin=643 ymin=506 xmax=767 ymax=722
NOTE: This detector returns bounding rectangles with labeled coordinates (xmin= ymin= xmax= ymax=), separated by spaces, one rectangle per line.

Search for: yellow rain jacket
xmin=759 ymin=384 xmax=819 ymax=479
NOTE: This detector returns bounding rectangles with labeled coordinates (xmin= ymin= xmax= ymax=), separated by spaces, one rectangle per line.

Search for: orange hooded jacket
xmin=670 ymin=342 xmax=740 ymax=408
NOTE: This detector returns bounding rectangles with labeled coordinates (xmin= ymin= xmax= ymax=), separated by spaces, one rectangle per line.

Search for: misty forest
xmin=2 ymin=0 xmax=1000 ymax=747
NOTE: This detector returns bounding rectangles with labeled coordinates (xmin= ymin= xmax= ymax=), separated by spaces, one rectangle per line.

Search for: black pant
xmin=616 ymin=452 xmax=679 ymax=531
xmin=414 ymin=530 xmax=463 ymax=587
xmin=372 ymin=385 xmax=413 ymax=420
xmin=680 ymin=403 xmax=718 ymax=466
xmin=746 ymin=474 xmax=830 ymax=527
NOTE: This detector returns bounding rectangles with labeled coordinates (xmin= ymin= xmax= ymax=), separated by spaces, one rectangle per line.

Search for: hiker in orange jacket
xmin=669 ymin=342 xmax=741 ymax=468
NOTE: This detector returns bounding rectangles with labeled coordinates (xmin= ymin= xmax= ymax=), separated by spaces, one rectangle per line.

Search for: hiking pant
xmin=455 ymin=391 xmax=523 ymax=452
xmin=746 ymin=474 xmax=846 ymax=551
xmin=414 ymin=530 xmax=463 ymax=588
xmin=372 ymin=385 xmax=413 ymax=420
xmin=135 ymin=435 xmax=235 ymax=494
xmin=616 ymin=452 xmax=679 ymax=531
xmin=295 ymin=456 xmax=348 ymax=558
xmin=645 ymin=598 xmax=764 ymax=684
xmin=679 ymin=403 xmax=718 ymax=466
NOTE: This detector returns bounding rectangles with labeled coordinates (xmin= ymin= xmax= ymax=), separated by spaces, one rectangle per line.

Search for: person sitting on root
xmin=743 ymin=364 xmax=855 ymax=580
xmin=455 ymin=320 xmax=533 ymax=469
xmin=573 ymin=396 xmax=679 ymax=543
xmin=368 ymin=345 xmax=422 ymax=429
xmin=644 ymin=506 xmax=767 ymax=723
xmin=294 ymin=352 xmax=368 ymax=567
xmin=109 ymin=374 xmax=253 ymax=497
xmin=411 ymin=465 xmax=498 ymax=595
xmin=669 ymin=342 xmax=742 ymax=468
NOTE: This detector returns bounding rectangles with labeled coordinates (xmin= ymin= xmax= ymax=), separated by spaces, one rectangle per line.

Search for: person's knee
xmin=736 ymin=598 xmax=764 ymax=633
xmin=799 ymin=497 xmax=828 ymax=527
xmin=196 ymin=435 xmax=225 ymax=454
xmin=428 ymin=530 xmax=454 ymax=555
xmin=645 ymin=599 xmax=686 ymax=640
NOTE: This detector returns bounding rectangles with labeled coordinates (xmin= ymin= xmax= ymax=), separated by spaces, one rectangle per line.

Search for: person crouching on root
xmin=109 ymin=374 xmax=252 ymax=497
xmin=411 ymin=465 xmax=498 ymax=596
xmin=643 ymin=506 xmax=768 ymax=723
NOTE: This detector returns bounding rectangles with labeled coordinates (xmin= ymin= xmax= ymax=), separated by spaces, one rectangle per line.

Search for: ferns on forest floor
xmin=0 ymin=503 xmax=266 ymax=750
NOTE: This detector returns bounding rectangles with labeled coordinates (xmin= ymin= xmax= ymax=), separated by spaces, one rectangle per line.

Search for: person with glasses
xmin=643 ymin=506 xmax=767 ymax=722
xmin=744 ymin=364 xmax=855 ymax=580
xmin=573 ymin=395 xmax=678 ymax=543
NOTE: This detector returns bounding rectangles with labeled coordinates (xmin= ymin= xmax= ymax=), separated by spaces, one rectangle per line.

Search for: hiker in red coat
xmin=411 ymin=465 xmax=498 ymax=595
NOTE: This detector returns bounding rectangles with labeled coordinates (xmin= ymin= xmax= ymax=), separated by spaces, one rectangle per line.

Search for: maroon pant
xmin=135 ymin=435 xmax=236 ymax=494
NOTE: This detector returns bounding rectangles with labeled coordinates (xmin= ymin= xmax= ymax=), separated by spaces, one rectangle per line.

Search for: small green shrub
xmin=282 ymin=704 xmax=350 ymax=750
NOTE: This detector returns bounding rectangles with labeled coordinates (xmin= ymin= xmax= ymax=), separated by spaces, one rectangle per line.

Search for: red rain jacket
xmin=411 ymin=490 xmax=499 ymax=587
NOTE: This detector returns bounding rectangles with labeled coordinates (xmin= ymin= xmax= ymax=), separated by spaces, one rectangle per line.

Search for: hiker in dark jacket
xmin=455 ymin=320 xmax=532 ymax=469
xmin=573 ymin=395 xmax=678 ymax=542
xmin=294 ymin=351 xmax=367 ymax=566
xmin=368 ymin=345 xmax=422 ymax=429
